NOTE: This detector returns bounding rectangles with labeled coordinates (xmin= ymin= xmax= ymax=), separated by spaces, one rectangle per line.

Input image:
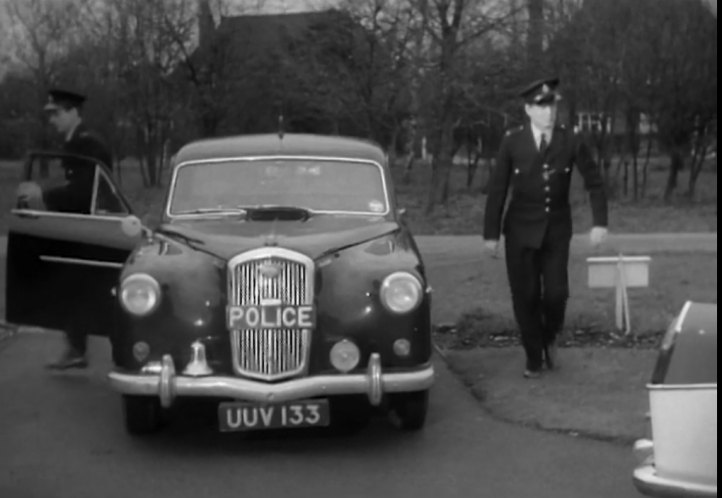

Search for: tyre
xmin=390 ymin=390 xmax=429 ymax=431
xmin=329 ymin=395 xmax=371 ymax=435
xmin=122 ymin=395 xmax=163 ymax=435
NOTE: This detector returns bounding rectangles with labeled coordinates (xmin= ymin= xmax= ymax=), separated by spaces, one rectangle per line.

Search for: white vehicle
xmin=633 ymin=301 xmax=717 ymax=497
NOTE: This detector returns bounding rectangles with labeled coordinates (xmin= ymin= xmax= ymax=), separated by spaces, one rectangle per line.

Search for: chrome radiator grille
xmin=230 ymin=258 xmax=309 ymax=305
xmin=227 ymin=248 xmax=314 ymax=380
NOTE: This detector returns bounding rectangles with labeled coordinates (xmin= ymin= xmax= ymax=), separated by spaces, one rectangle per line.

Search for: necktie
xmin=539 ymin=133 xmax=548 ymax=155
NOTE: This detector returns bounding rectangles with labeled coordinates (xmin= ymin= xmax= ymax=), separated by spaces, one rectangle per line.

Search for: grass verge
xmin=428 ymin=250 xmax=717 ymax=443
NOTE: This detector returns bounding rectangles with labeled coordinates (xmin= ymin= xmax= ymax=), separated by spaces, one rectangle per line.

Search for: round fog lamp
xmin=330 ymin=339 xmax=360 ymax=373
xmin=393 ymin=339 xmax=411 ymax=357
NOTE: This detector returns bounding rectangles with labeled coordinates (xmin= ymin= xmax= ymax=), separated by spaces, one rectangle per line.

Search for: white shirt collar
xmin=530 ymin=124 xmax=553 ymax=148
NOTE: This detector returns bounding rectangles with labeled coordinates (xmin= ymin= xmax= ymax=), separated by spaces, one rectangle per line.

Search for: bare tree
xmin=549 ymin=0 xmax=717 ymax=203
xmin=4 ymin=0 xmax=90 ymax=149
xmin=83 ymin=0 xmax=199 ymax=187
xmin=340 ymin=0 xmax=426 ymax=160
xmin=407 ymin=0 xmax=516 ymax=214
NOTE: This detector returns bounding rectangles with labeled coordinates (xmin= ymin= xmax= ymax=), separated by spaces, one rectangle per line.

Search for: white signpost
xmin=587 ymin=255 xmax=652 ymax=335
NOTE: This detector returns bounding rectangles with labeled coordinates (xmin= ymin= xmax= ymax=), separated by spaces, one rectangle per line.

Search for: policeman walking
xmin=483 ymin=77 xmax=608 ymax=379
xmin=42 ymin=88 xmax=114 ymax=369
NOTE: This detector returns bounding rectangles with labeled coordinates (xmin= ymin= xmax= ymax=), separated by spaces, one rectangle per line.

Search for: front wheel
xmin=390 ymin=390 xmax=429 ymax=431
xmin=329 ymin=395 xmax=371 ymax=435
xmin=122 ymin=395 xmax=163 ymax=435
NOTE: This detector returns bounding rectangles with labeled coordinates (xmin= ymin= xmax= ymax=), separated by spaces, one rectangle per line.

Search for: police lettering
xmin=227 ymin=305 xmax=315 ymax=329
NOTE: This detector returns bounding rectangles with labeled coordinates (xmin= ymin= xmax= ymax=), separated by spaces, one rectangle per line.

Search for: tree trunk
xmin=641 ymin=137 xmax=653 ymax=198
xmin=425 ymin=125 xmax=454 ymax=214
xmin=440 ymin=126 xmax=455 ymax=204
xmin=687 ymin=144 xmax=708 ymax=200
xmin=663 ymin=149 xmax=684 ymax=202
xmin=625 ymin=110 xmax=640 ymax=200
xmin=387 ymin=124 xmax=399 ymax=169
xmin=466 ymin=158 xmax=479 ymax=189
xmin=631 ymin=154 xmax=639 ymax=201
xmin=480 ymin=158 xmax=494 ymax=195
xmin=425 ymin=157 xmax=442 ymax=215
xmin=146 ymin=146 xmax=158 ymax=187
xmin=527 ymin=0 xmax=544 ymax=73
xmin=401 ymin=117 xmax=418 ymax=185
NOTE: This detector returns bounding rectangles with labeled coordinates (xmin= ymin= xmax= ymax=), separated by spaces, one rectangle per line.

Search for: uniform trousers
xmin=504 ymin=226 xmax=570 ymax=371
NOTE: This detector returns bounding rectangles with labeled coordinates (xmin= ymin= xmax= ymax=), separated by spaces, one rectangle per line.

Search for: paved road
xmin=0 ymin=332 xmax=644 ymax=498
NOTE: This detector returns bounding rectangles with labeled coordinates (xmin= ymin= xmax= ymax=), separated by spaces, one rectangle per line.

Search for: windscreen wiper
xmin=156 ymin=225 xmax=206 ymax=246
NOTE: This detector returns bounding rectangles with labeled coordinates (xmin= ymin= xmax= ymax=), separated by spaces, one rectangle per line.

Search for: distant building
xmin=574 ymin=111 xmax=656 ymax=136
xmin=177 ymin=0 xmax=372 ymax=139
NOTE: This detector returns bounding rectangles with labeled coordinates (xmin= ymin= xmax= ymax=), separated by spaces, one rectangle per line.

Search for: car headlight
xmin=120 ymin=273 xmax=161 ymax=316
xmin=380 ymin=271 xmax=423 ymax=314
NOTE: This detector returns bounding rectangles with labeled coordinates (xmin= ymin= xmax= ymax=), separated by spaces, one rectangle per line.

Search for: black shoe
xmin=523 ymin=369 xmax=542 ymax=379
xmin=46 ymin=352 xmax=88 ymax=370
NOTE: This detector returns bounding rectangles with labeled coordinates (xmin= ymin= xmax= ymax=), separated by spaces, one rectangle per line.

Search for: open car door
xmin=5 ymin=151 xmax=143 ymax=336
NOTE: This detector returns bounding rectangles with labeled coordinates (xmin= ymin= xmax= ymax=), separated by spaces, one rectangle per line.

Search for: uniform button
xmin=545 ymin=186 xmax=550 ymax=191
xmin=545 ymin=207 xmax=550 ymax=213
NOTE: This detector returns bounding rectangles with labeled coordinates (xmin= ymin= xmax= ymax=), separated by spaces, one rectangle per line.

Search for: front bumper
xmin=108 ymin=353 xmax=435 ymax=408
xmin=633 ymin=439 xmax=717 ymax=497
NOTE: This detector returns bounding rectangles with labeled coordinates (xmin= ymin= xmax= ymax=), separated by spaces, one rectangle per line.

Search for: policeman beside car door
xmin=40 ymin=88 xmax=114 ymax=369
xmin=483 ymin=77 xmax=609 ymax=379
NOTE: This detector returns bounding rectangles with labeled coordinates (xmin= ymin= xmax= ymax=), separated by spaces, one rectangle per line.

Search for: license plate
xmin=218 ymin=400 xmax=330 ymax=432
xmin=227 ymin=304 xmax=315 ymax=329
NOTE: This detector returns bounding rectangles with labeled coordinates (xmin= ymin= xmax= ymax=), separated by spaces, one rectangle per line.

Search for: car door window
xmin=93 ymin=166 xmax=129 ymax=215
xmin=25 ymin=154 xmax=96 ymax=214
xmin=21 ymin=153 xmax=129 ymax=216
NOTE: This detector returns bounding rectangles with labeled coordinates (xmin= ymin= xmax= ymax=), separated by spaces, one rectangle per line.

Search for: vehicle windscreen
xmin=169 ymin=159 xmax=389 ymax=216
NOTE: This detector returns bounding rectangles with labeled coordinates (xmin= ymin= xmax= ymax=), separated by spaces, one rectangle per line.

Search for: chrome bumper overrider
xmin=633 ymin=439 xmax=718 ymax=497
xmin=108 ymin=353 xmax=435 ymax=409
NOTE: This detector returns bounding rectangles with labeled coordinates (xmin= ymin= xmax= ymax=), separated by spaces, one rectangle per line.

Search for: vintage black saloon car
xmin=5 ymin=134 xmax=435 ymax=435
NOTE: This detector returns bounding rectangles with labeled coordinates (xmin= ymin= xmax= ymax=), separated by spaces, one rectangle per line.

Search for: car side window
xmin=20 ymin=153 xmax=129 ymax=216
xmin=24 ymin=155 xmax=95 ymax=214
xmin=93 ymin=166 xmax=128 ymax=215
xmin=26 ymin=156 xmax=68 ymax=194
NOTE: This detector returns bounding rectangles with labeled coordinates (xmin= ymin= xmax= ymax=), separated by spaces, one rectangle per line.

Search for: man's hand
xmin=484 ymin=239 xmax=500 ymax=258
xmin=16 ymin=181 xmax=45 ymax=210
xmin=590 ymin=226 xmax=608 ymax=247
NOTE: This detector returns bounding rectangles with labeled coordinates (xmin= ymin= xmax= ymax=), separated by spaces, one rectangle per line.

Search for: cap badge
xmin=258 ymin=261 xmax=281 ymax=279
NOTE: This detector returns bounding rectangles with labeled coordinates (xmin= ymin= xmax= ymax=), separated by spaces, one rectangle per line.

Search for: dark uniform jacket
xmin=63 ymin=123 xmax=113 ymax=171
xmin=483 ymin=123 xmax=607 ymax=248
xmin=44 ymin=123 xmax=113 ymax=214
